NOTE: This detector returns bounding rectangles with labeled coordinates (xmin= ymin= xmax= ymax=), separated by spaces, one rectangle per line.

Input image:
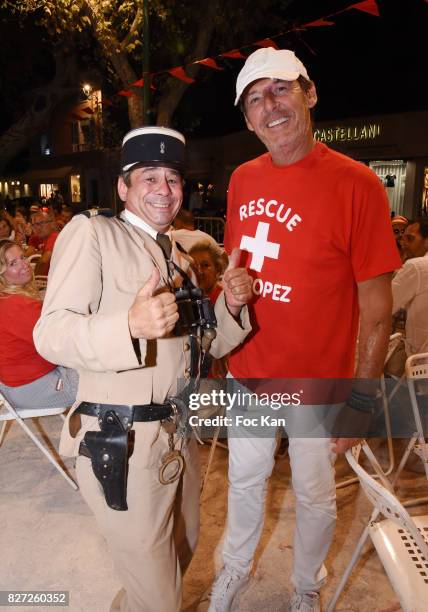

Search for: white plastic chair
xmin=27 ymin=253 xmax=41 ymax=270
xmin=0 ymin=391 xmax=78 ymax=490
xmin=327 ymin=442 xmax=428 ymax=611
xmin=200 ymin=406 xmax=228 ymax=498
xmin=392 ymin=353 xmax=428 ymax=486
xmin=34 ymin=274 xmax=48 ymax=297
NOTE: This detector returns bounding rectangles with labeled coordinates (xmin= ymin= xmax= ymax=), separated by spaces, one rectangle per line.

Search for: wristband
xmin=346 ymin=389 xmax=378 ymax=414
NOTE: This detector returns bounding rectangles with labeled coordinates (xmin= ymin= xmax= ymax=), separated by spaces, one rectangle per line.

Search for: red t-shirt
xmin=0 ymin=294 xmax=55 ymax=386
xmin=28 ymin=231 xmax=58 ymax=254
xmin=28 ymin=234 xmax=43 ymax=250
xmin=225 ymin=142 xmax=401 ymax=378
xmin=41 ymin=231 xmax=59 ymax=254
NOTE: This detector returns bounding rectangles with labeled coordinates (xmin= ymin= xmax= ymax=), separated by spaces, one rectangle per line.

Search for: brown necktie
xmin=156 ymin=233 xmax=172 ymax=261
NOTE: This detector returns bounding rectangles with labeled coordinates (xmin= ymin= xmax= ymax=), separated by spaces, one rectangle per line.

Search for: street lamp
xmin=82 ymin=83 xmax=93 ymax=99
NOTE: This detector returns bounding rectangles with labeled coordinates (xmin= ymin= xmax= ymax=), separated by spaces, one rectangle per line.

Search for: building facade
xmin=0 ymin=87 xmax=120 ymax=212
xmin=2 ymin=110 xmax=427 ymax=219
xmin=187 ymin=111 xmax=428 ymax=219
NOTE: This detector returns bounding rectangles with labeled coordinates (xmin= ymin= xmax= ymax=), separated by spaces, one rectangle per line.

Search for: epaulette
xmin=78 ymin=208 xmax=115 ymax=219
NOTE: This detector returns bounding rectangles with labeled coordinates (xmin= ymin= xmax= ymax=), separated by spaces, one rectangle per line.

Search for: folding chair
xmin=327 ymin=442 xmax=428 ymax=611
xmin=392 ymin=352 xmax=428 ymax=486
xmin=336 ymin=333 xmax=403 ymax=489
xmin=27 ymin=253 xmax=41 ymax=270
xmin=0 ymin=391 xmax=78 ymax=490
xmin=200 ymin=413 xmax=227 ymax=497
xmin=34 ymin=274 xmax=48 ymax=298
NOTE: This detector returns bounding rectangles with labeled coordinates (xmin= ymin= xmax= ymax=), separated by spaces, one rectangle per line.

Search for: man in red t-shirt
xmin=30 ymin=210 xmax=59 ymax=275
xmin=205 ymin=48 xmax=400 ymax=612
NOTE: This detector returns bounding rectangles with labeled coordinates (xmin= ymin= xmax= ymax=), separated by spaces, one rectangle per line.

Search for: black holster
xmin=83 ymin=409 xmax=132 ymax=511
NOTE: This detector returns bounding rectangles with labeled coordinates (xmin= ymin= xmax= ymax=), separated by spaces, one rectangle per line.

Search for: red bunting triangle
xmin=350 ymin=0 xmax=379 ymax=16
xmin=169 ymin=67 xmax=195 ymax=83
xmin=195 ymin=58 xmax=224 ymax=70
xmin=255 ymin=38 xmax=279 ymax=49
xmin=118 ymin=90 xmax=134 ymax=97
xmin=130 ymin=78 xmax=157 ymax=90
xmin=221 ymin=49 xmax=246 ymax=59
xmin=304 ymin=19 xmax=335 ymax=27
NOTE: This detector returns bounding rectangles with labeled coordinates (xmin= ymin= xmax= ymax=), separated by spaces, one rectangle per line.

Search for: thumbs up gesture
xmin=223 ymin=247 xmax=254 ymax=316
xmin=128 ymin=268 xmax=179 ymax=339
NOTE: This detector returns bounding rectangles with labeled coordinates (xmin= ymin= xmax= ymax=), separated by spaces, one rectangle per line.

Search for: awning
xmin=22 ymin=166 xmax=74 ymax=181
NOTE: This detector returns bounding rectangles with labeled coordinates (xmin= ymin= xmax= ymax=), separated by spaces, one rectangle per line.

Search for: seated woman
xmin=189 ymin=241 xmax=229 ymax=378
xmin=0 ymin=239 xmax=78 ymax=409
xmin=188 ymin=240 xmax=226 ymax=304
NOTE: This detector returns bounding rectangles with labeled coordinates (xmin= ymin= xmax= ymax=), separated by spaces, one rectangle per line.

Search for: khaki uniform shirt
xmin=33 ymin=213 xmax=251 ymax=456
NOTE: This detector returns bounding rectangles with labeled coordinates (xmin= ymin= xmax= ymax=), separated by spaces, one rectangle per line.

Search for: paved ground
xmin=1 ymin=415 xmax=427 ymax=612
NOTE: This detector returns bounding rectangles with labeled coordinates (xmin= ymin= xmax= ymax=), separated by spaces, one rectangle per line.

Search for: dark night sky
xmin=179 ymin=0 xmax=428 ymax=136
xmin=0 ymin=0 xmax=427 ymax=141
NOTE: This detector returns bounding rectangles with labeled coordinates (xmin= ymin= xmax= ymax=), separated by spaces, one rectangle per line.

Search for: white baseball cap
xmin=235 ymin=47 xmax=310 ymax=106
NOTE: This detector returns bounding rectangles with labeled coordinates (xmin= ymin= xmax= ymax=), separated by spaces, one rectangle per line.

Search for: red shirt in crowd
xmin=28 ymin=234 xmax=43 ymax=250
xmin=28 ymin=231 xmax=59 ymax=254
xmin=225 ymin=142 xmax=401 ymax=379
xmin=41 ymin=231 xmax=59 ymax=254
xmin=0 ymin=294 xmax=55 ymax=386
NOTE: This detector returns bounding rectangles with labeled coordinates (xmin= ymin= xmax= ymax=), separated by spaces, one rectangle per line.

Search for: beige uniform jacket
xmin=33 ymin=213 xmax=251 ymax=457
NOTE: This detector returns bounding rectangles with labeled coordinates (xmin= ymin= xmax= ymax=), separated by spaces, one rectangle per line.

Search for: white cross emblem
xmin=239 ymin=222 xmax=280 ymax=272
xmin=160 ymin=141 xmax=165 ymax=154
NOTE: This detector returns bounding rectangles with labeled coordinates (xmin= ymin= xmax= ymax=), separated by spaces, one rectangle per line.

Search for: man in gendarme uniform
xmin=34 ymin=126 xmax=253 ymax=612
xmin=205 ymin=49 xmax=400 ymax=612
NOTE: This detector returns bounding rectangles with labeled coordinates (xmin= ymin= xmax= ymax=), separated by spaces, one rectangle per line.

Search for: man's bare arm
xmin=356 ymin=272 xmax=393 ymax=380
xmin=332 ymin=272 xmax=393 ymax=454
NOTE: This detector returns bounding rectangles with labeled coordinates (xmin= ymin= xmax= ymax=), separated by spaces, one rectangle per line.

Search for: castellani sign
xmin=314 ymin=124 xmax=381 ymax=143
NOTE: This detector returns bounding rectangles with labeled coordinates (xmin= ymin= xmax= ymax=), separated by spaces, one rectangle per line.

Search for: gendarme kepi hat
xmin=235 ymin=47 xmax=310 ymax=105
xmin=121 ymin=126 xmax=186 ymax=173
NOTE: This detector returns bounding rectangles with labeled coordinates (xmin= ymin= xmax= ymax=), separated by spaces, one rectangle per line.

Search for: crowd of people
xmin=1 ymin=46 xmax=427 ymax=612
xmin=0 ymin=201 xmax=74 ymax=275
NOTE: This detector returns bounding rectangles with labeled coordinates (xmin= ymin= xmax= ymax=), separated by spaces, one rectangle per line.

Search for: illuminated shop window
xmin=369 ymin=160 xmax=406 ymax=215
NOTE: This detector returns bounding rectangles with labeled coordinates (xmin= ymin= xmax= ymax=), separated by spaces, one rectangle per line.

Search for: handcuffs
xmin=159 ymin=399 xmax=186 ymax=485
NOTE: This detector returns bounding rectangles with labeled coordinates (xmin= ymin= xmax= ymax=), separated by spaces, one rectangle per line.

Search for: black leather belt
xmin=75 ymin=401 xmax=174 ymax=423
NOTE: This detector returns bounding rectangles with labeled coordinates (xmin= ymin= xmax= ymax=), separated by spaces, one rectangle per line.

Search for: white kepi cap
xmin=235 ymin=47 xmax=310 ymax=106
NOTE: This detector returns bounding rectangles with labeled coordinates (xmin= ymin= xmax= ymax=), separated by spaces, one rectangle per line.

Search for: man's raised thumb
xmin=138 ymin=268 xmax=160 ymax=300
xmin=226 ymin=247 xmax=242 ymax=271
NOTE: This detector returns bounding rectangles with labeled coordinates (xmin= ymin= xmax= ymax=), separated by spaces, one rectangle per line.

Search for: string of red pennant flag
xmin=108 ymin=0 xmax=379 ymax=101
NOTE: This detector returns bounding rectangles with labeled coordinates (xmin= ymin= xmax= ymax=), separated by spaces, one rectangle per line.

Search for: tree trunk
xmin=85 ymin=0 xmax=144 ymax=127
xmin=101 ymin=48 xmax=145 ymax=127
xmin=156 ymin=0 xmax=221 ymax=126
xmin=127 ymin=92 xmax=144 ymax=128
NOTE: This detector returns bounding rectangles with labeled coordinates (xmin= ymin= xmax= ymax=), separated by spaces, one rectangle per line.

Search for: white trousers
xmin=222 ymin=431 xmax=337 ymax=593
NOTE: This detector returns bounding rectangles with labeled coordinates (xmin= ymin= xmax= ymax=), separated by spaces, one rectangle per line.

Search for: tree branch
xmin=120 ymin=7 xmax=142 ymax=52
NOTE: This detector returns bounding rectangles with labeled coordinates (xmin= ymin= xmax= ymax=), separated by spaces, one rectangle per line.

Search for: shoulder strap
xmin=78 ymin=208 xmax=115 ymax=219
